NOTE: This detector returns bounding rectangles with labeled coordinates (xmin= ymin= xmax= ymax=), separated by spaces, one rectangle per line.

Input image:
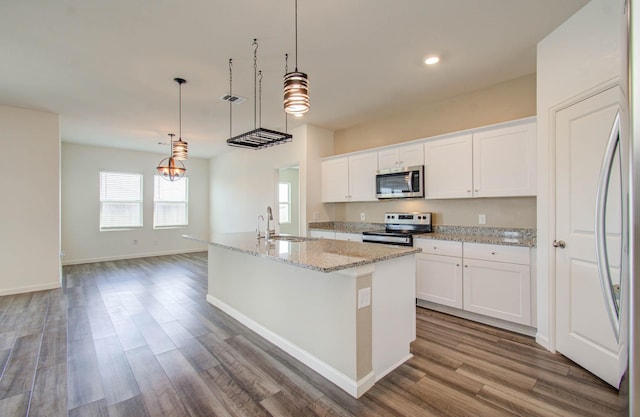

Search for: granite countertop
xmin=183 ymin=233 xmax=419 ymax=273
xmin=416 ymin=225 xmax=536 ymax=247
xmin=308 ymin=222 xmax=536 ymax=247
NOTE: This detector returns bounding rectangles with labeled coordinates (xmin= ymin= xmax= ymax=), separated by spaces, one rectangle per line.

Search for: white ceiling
xmin=0 ymin=0 xmax=588 ymax=158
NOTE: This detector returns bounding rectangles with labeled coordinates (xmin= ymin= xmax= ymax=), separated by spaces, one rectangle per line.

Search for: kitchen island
xmin=185 ymin=233 xmax=419 ymax=398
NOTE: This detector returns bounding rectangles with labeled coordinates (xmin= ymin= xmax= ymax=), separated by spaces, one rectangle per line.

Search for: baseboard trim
xmin=61 ymin=248 xmax=207 ymax=266
xmin=0 ymin=282 xmax=61 ymax=296
xmin=536 ymin=334 xmax=551 ymax=351
xmin=416 ymin=299 xmax=537 ymax=337
xmin=206 ymin=294 xmax=372 ymax=398
xmin=375 ymin=353 xmax=413 ymax=382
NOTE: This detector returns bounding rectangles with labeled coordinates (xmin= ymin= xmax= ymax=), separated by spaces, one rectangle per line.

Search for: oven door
xmin=376 ymin=166 xmax=424 ymax=199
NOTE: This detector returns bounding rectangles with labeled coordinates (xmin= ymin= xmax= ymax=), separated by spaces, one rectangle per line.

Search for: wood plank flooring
xmin=0 ymin=252 xmax=628 ymax=416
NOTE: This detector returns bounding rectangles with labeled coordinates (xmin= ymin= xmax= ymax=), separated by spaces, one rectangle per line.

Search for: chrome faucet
xmin=266 ymin=206 xmax=275 ymax=240
xmin=256 ymin=214 xmax=265 ymax=239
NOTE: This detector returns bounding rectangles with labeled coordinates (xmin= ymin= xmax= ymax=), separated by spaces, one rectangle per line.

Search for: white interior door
xmin=555 ymin=86 xmax=626 ymax=388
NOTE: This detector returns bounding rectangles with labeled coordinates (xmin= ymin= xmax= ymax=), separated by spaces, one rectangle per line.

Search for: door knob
xmin=552 ymin=240 xmax=566 ymax=248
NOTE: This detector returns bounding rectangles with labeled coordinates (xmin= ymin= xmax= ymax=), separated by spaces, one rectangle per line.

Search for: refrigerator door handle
xmin=595 ymin=111 xmax=621 ymax=342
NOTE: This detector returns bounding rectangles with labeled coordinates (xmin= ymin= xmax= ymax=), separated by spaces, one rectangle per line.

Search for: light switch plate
xmin=358 ymin=287 xmax=371 ymax=309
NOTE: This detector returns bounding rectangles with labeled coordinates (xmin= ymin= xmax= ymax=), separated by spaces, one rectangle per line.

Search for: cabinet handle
xmin=456 ymin=264 xmax=460 ymax=267
xmin=464 ymin=265 xmax=468 ymax=268
xmin=491 ymin=252 xmax=496 ymax=255
xmin=475 ymin=189 xmax=479 ymax=193
xmin=467 ymin=190 xmax=471 ymax=193
xmin=433 ymin=246 xmax=437 ymax=250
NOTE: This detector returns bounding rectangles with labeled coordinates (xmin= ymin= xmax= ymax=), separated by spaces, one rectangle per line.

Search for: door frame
xmin=539 ymin=77 xmax=620 ymax=353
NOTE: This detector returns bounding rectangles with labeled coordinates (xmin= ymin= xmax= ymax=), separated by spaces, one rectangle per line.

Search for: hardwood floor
xmin=0 ymin=252 xmax=628 ymax=416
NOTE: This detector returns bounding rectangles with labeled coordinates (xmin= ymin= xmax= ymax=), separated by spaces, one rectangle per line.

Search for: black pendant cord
xmin=178 ymin=82 xmax=182 ymax=141
xmin=229 ymin=58 xmax=233 ymax=138
xmin=294 ymin=0 xmax=298 ymax=71
xmin=284 ymin=54 xmax=289 ymax=132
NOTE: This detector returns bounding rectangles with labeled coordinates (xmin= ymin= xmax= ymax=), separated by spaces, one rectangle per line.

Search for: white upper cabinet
xmin=348 ymin=152 xmax=378 ymax=201
xmin=472 ymin=122 xmax=536 ymax=197
xmin=321 ymin=152 xmax=378 ymax=203
xmin=377 ymin=143 xmax=424 ymax=170
xmin=424 ymin=134 xmax=473 ymax=199
xmin=321 ymin=157 xmax=349 ymax=202
xmin=424 ymin=120 xmax=536 ymax=199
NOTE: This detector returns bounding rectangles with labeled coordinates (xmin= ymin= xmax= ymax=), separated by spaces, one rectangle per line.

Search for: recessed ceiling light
xmin=425 ymin=56 xmax=440 ymax=65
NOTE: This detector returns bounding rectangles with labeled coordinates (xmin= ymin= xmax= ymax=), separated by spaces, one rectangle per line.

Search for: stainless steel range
xmin=362 ymin=212 xmax=432 ymax=246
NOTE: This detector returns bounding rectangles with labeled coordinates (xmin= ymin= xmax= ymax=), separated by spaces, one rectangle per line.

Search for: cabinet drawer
xmin=414 ymin=239 xmax=462 ymax=257
xmin=463 ymin=242 xmax=529 ymax=265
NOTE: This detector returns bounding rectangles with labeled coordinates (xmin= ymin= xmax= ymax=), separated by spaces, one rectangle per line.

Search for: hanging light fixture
xmin=283 ymin=0 xmax=309 ymax=116
xmin=157 ymin=133 xmax=186 ymax=181
xmin=172 ymin=78 xmax=188 ymax=160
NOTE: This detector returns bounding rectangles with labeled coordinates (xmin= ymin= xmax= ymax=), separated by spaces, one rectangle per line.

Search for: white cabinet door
xmin=321 ymin=158 xmax=349 ymax=202
xmin=472 ymin=122 xmax=536 ymax=197
xmin=309 ymin=230 xmax=336 ymax=239
xmin=463 ymin=258 xmax=531 ymax=326
xmin=416 ymin=254 xmax=463 ymax=309
xmin=555 ymin=86 xmax=625 ymax=388
xmin=378 ymin=143 xmax=424 ymax=170
xmin=335 ymin=232 xmax=363 ymax=242
xmin=423 ymin=134 xmax=473 ymax=199
xmin=348 ymin=152 xmax=378 ymax=202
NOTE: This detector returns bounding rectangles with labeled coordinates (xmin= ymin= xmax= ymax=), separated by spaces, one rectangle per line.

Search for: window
xmin=279 ymin=182 xmax=291 ymax=224
xmin=99 ymin=171 xmax=143 ymax=231
xmin=154 ymin=175 xmax=189 ymax=228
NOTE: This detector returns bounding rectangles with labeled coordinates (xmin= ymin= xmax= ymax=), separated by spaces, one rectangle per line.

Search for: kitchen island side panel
xmin=207 ymin=245 xmax=362 ymax=383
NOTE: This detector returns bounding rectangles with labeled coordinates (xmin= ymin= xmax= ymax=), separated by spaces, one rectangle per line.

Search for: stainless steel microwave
xmin=375 ymin=165 xmax=424 ymax=199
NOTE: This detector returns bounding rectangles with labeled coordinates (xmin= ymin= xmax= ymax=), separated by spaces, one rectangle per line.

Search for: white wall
xmin=210 ymin=124 xmax=334 ymax=235
xmin=0 ymin=106 xmax=60 ymax=295
xmin=62 ymin=143 xmax=209 ymax=264
xmin=536 ymin=0 xmax=623 ymax=349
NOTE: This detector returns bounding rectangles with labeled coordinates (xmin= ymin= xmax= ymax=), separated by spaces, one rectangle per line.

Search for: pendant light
xmin=157 ymin=133 xmax=186 ymax=181
xmin=172 ymin=78 xmax=188 ymax=160
xmin=283 ymin=0 xmax=310 ymax=116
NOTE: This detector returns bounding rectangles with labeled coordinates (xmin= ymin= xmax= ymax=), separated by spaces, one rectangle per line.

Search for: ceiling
xmin=0 ymin=0 xmax=588 ymax=158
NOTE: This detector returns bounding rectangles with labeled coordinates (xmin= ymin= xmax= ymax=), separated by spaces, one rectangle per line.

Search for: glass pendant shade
xmin=172 ymin=138 xmax=188 ymax=160
xmin=156 ymin=156 xmax=186 ymax=181
xmin=283 ymin=71 xmax=309 ymax=115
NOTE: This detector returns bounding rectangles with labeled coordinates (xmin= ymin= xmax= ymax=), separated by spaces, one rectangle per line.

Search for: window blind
xmin=154 ymin=175 xmax=188 ymax=228
xmin=99 ymin=171 xmax=143 ymax=230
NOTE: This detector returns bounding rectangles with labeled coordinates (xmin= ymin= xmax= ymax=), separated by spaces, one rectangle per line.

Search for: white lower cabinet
xmin=416 ymin=254 xmax=463 ymax=309
xmin=335 ymin=232 xmax=363 ymax=242
xmin=463 ymin=257 xmax=531 ymax=326
xmin=416 ymin=240 xmax=532 ymax=327
xmin=309 ymin=230 xmax=362 ymax=242
xmin=415 ymin=240 xmax=463 ymax=309
xmin=309 ymin=230 xmax=336 ymax=239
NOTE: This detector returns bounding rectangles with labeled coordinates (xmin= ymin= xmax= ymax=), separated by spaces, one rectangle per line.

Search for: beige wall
xmin=335 ymin=197 xmax=536 ymax=228
xmin=62 ymin=143 xmax=209 ymax=264
xmin=331 ymin=74 xmax=537 ymax=228
xmin=0 ymin=106 xmax=60 ymax=295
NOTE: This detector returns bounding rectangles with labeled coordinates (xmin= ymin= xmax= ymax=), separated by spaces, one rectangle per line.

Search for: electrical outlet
xmin=313 ymin=211 xmax=320 ymax=221
xmin=479 ymin=214 xmax=486 ymax=225
xmin=60 ymin=251 xmax=65 ymax=258
xmin=358 ymin=287 xmax=371 ymax=309
xmin=360 ymin=212 xmax=366 ymax=221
